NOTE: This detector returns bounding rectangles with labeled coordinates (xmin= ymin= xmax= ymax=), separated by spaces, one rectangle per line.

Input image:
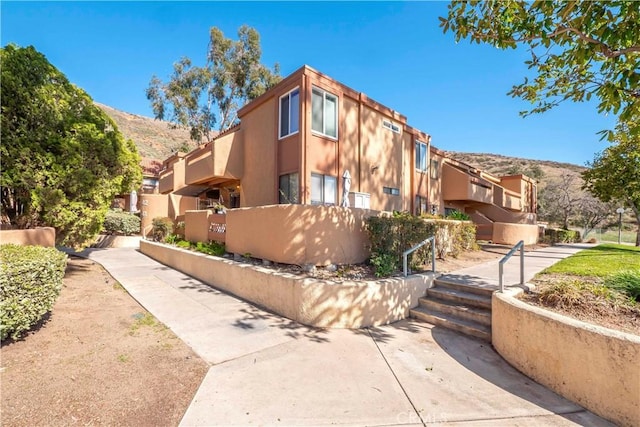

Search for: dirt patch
xmin=521 ymin=273 xmax=640 ymax=336
xmin=1 ymin=256 xmax=208 ymax=426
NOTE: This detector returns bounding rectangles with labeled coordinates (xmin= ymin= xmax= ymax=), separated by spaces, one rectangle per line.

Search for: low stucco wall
xmin=140 ymin=240 xmax=434 ymax=328
xmin=226 ymin=204 xmax=374 ymax=266
xmin=0 ymin=227 xmax=55 ymax=247
xmin=492 ymin=291 xmax=640 ymax=426
xmin=492 ymin=222 xmax=538 ymax=245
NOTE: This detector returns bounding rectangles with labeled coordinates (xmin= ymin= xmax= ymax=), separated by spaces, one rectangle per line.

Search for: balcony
xmin=185 ymin=131 xmax=243 ymax=186
xmin=442 ymin=163 xmax=493 ymax=204
xmin=159 ymin=169 xmax=174 ymax=194
xmin=493 ymin=185 xmax=523 ymax=211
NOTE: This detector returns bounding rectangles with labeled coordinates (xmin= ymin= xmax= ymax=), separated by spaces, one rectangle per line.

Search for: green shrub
xmin=604 ymin=270 xmax=640 ymax=302
xmin=151 ymin=217 xmax=174 ymax=242
xmin=176 ymin=240 xmax=192 ymax=249
xmin=543 ymin=228 xmax=581 ymax=244
xmin=445 ymin=210 xmax=471 ymax=221
xmin=366 ymin=213 xmax=477 ymax=276
xmin=0 ymin=244 xmax=68 ymax=340
xmin=195 ymin=241 xmax=226 ymax=257
xmin=102 ymin=210 xmax=141 ymax=235
xmin=370 ymin=252 xmax=397 ymax=277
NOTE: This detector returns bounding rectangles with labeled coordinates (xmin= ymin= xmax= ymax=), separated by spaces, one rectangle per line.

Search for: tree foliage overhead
xmin=583 ymin=120 xmax=640 ymax=246
xmin=1 ymin=44 xmax=141 ymax=248
xmin=441 ymin=1 xmax=640 ymax=137
xmin=147 ymin=25 xmax=281 ymax=143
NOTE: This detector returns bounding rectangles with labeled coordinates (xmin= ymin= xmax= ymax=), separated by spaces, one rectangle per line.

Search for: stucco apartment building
xmin=157 ymin=65 xmax=537 ymax=243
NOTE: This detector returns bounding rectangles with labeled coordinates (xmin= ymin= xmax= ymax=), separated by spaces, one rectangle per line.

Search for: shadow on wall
xmin=226 ymin=204 xmax=376 ymax=266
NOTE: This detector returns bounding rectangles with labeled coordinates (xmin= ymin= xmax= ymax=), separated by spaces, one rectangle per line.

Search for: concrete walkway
xmin=80 ymin=244 xmax=611 ymax=426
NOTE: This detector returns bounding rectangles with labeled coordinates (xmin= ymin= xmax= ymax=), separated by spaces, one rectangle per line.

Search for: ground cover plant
xmin=524 ymin=244 xmax=640 ymax=334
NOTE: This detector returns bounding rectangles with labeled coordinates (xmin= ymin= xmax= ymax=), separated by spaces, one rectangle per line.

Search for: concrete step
xmin=434 ymin=274 xmax=497 ymax=297
xmin=411 ymin=306 xmax=491 ymax=342
xmin=418 ymin=297 xmax=491 ymax=326
xmin=427 ymin=287 xmax=492 ymax=310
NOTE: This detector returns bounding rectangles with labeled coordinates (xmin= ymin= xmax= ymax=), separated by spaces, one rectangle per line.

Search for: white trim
xmin=278 ymin=86 xmax=300 ymax=140
xmin=311 ymin=86 xmax=339 ymax=140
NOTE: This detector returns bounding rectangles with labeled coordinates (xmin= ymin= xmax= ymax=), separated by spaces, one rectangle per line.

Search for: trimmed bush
xmin=0 ymin=244 xmax=68 ymax=340
xmin=102 ymin=210 xmax=141 ymax=235
xmin=151 ymin=217 xmax=174 ymax=242
xmin=544 ymin=228 xmax=581 ymax=244
xmin=366 ymin=212 xmax=477 ymax=276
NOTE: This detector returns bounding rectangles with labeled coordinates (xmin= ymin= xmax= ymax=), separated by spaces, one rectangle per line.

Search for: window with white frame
xmin=311 ymin=87 xmax=338 ymax=139
xmin=279 ymin=173 xmax=299 ymax=204
xmin=383 ymin=186 xmax=400 ymax=196
xmin=415 ymin=141 xmax=427 ymax=172
xmin=383 ymin=119 xmax=401 ymax=134
xmin=279 ymin=88 xmax=300 ymax=138
xmin=310 ymin=173 xmax=337 ymax=205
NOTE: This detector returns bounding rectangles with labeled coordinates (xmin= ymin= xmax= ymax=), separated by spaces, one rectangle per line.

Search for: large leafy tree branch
xmin=441 ymin=1 xmax=640 ymax=137
xmin=583 ymin=120 xmax=640 ymax=246
xmin=1 ymin=44 xmax=142 ymax=248
xmin=147 ymin=25 xmax=281 ymax=143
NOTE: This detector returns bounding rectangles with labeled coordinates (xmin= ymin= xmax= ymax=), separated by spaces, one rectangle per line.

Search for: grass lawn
xmin=541 ymin=243 xmax=640 ymax=277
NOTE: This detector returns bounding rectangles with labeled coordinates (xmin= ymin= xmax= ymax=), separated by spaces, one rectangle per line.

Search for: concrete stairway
xmin=410 ymin=274 xmax=496 ymax=342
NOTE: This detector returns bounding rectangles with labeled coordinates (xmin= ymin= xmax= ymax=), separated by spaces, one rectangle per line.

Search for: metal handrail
xmin=499 ymin=240 xmax=525 ymax=292
xmin=403 ymin=236 xmax=436 ymax=277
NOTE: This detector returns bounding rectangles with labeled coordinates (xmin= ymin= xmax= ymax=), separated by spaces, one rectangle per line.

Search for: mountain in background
xmin=97 ymin=103 xmax=587 ymax=187
xmin=96 ymin=103 xmax=195 ymax=159
xmin=444 ymin=151 xmax=587 ymax=189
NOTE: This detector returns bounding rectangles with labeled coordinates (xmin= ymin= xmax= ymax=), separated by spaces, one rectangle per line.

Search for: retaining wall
xmin=492 ymin=290 xmax=640 ymax=427
xmin=0 ymin=227 xmax=55 ymax=247
xmin=140 ymin=240 xmax=435 ymax=328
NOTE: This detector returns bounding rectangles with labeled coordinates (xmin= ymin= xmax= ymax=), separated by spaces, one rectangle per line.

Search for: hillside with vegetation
xmin=444 ymin=151 xmax=586 ymax=185
xmin=96 ymin=103 xmax=195 ymax=160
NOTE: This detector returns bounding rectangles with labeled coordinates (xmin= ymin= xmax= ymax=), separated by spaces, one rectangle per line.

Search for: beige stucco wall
xmin=241 ymin=96 xmax=278 ymax=207
xmin=0 ymin=227 xmax=56 ymax=247
xmin=225 ymin=204 xmax=373 ymax=266
xmin=492 ymin=222 xmax=539 ymax=245
xmin=493 ymin=291 xmax=640 ymax=427
xmin=140 ymin=239 xmax=435 ymax=328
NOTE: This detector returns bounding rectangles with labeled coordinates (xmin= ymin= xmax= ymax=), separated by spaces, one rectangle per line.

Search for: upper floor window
xmin=311 ymin=173 xmax=337 ymax=205
xmin=279 ymin=173 xmax=299 ymax=204
xmin=383 ymin=119 xmax=401 ymax=134
xmin=383 ymin=186 xmax=400 ymax=196
xmin=279 ymin=88 xmax=300 ymax=138
xmin=415 ymin=141 xmax=427 ymax=172
xmin=311 ymin=87 xmax=338 ymax=139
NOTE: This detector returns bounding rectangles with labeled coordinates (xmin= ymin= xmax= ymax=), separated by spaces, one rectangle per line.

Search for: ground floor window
xmin=311 ymin=173 xmax=337 ymax=205
xmin=279 ymin=173 xmax=299 ymax=204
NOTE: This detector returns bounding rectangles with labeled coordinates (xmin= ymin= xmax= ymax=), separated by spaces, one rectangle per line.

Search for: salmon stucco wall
xmin=493 ymin=291 xmax=640 ymax=427
xmin=492 ymin=222 xmax=539 ymax=245
xmin=140 ymin=239 xmax=436 ymax=328
xmin=225 ymin=204 xmax=374 ymax=266
xmin=0 ymin=227 xmax=55 ymax=247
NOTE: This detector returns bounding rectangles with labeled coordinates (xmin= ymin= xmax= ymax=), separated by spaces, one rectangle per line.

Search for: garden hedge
xmin=102 ymin=210 xmax=141 ymax=235
xmin=543 ymin=228 xmax=581 ymax=244
xmin=0 ymin=244 xmax=68 ymax=340
xmin=366 ymin=212 xmax=477 ymax=276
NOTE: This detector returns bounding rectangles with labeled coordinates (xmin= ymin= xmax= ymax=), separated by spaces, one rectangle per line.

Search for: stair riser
xmin=419 ymin=299 xmax=491 ymax=326
xmin=427 ymin=289 xmax=492 ymax=310
xmin=433 ymin=280 xmax=496 ymax=297
xmin=411 ymin=310 xmax=491 ymax=342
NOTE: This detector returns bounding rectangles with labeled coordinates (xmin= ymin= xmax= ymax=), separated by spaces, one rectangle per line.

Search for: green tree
xmin=1 ymin=44 xmax=142 ymax=248
xmin=441 ymin=1 xmax=640 ymax=137
xmin=147 ymin=25 xmax=281 ymax=143
xmin=583 ymin=121 xmax=640 ymax=246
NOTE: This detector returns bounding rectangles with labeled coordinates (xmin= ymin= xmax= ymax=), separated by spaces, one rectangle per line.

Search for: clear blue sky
xmin=2 ymin=1 xmax=616 ymax=166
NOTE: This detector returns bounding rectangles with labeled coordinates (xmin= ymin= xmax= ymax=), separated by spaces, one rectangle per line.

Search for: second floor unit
xmin=158 ymin=65 xmax=537 ymax=224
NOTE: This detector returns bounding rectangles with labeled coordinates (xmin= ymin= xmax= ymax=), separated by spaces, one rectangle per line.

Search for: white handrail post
xmin=520 ymin=244 xmax=524 ymax=285
xmin=403 ymin=236 xmax=436 ymax=277
xmin=498 ymin=240 xmax=525 ymax=292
